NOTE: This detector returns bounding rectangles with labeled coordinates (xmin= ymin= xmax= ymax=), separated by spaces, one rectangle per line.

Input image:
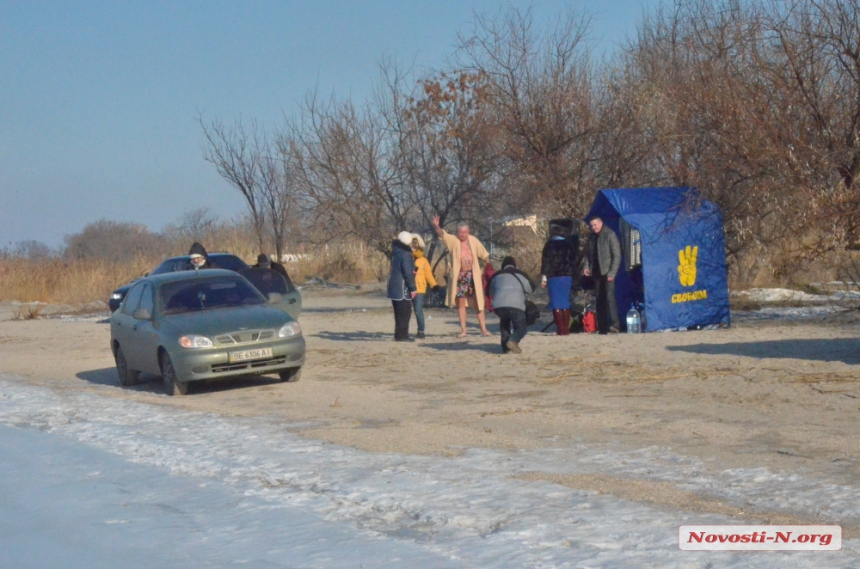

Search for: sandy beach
xmin=2 ymin=289 xmax=859 ymax=538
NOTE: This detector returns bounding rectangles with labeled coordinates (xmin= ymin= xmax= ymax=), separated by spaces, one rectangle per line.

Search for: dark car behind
xmin=108 ymin=253 xmax=249 ymax=312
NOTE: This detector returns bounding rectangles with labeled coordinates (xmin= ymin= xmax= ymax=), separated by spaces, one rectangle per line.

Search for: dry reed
xmin=0 ymin=256 xmax=157 ymax=306
xmin=0 ymin=244 xmax=390 ymax=306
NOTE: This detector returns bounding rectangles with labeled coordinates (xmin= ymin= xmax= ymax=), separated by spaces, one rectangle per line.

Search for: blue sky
xmin=0 ymin=1 xmax=657 ymax=248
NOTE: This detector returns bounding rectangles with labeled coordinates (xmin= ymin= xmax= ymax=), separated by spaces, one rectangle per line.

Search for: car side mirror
xmin=132 ymin=308 xmax=152 ymax=321
xmin=267 ymin=293 xmax=283 ymax=304
xmin=144 ymin=272 xmax=150 ymax=277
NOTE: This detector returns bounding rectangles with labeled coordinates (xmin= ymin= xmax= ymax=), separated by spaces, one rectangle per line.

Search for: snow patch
xmin=1 ymin=377 xmax=857 ymax=567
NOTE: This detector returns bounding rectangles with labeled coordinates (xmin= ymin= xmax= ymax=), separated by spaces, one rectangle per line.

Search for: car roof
xmin=143 ymin=268 xmax=244 ymax=285
xmin=161 ymin=252 xmax=239 ymax=262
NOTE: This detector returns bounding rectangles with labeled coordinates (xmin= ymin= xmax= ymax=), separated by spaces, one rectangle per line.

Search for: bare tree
xmin=199 ymin=116 xmax=267 ymax=251
xmin=165 ymin=207 xmax=218 ymax=243
xmin=402 ymin=70 xmax=503 ymax=233
xmin=290 ymin=82 xmax=415 ymax=253
xmin=458 ymin=6 xmax=600 ymax=217
xmin=261 ymin=135 xmax=303 ymax=260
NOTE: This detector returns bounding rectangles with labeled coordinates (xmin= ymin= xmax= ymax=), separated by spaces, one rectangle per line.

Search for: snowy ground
xmin=2 ymin=376 xmax=857 ymax=568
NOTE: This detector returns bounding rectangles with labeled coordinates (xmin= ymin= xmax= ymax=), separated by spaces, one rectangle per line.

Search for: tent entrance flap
xmin=586 ymin=187 xmax=730 ymax=332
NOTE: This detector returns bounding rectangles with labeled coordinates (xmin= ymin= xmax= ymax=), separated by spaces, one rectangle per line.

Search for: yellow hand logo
xmin=678 ymin=245 xmax=698 ymax=287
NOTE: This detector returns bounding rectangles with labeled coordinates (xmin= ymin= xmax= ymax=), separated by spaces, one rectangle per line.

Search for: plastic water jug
xmin=626 ymin=304 xmax=641 ymax=334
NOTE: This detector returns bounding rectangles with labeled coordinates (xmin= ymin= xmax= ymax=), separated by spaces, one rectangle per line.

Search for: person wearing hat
xmin=387 ymin=231 xmax=418 ymax=341
xmin=410 ymin=233 xmax=438 ymax=339
xmin=253 ymin=253 xmax=290 ymax=281
xmin=487 ymin=256 xmax=534 ymax=354
xmin=187 ymin=242 xmax=212 ymax=270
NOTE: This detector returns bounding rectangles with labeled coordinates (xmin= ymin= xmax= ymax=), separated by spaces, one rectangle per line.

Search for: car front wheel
xmin=160 ymin=352 xmax=189 ymax=396
xmin=278 ymin=367 xmax=302 ymax=383
xmin=115 ymin=345 xmax=140 ymax=387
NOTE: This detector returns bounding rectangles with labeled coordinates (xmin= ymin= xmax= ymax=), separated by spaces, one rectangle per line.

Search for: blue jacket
xmin=387 ymin=240 xmax=417 ymax=300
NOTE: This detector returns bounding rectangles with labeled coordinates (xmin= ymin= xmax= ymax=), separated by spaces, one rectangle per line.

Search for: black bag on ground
xmin=524 ymin=300 xmax=540 ymax=326
xmin=514 ymin=276 xmax=540 ymax=326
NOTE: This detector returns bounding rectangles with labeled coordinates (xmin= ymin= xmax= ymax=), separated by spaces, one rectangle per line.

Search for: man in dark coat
xmin=253 ymin=253 xmax=291 ymax=282
xmin=387 ymin=231 xmax=418 ymax=341
xmin=583 ymin=217 xmax=621 ymax=334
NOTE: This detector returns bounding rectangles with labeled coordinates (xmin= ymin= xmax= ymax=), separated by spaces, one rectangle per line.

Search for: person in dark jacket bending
xmin=488 ymin=257 xmax=534 ymax=354
xmin=387 ymin=231 xmax=418 ymax=341
xmin=583 ymin=217 xmax=622 ymax=334
xmin=540 ymin=226 xmax=578 ymax=335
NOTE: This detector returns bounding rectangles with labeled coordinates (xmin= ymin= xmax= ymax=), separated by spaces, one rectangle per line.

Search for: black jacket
xmin=540 ymin=237 xmax=578 ymax=278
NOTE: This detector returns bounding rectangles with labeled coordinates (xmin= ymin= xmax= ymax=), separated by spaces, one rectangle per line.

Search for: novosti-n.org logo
xmin=679 ymin=525 xmax=841 ymax=551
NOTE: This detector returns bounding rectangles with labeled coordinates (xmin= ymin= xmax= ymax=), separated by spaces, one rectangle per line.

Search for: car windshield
xmin=159 ymin=277 xmax=265 ymax=315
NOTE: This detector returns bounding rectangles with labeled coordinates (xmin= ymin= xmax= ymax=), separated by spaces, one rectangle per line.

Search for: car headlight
xmin=278 ymin=322 xmax=302 ymax=338
xmin=179 ymin=335 xmax=214 ymax=348
xmin=111 ymin=293 xmax=123 ymax=300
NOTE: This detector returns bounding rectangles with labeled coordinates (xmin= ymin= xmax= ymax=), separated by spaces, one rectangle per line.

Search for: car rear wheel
xmin=160 ymin=352 xmax=189 ymax=396
xmin=278 ymin=367 xmax=302 ymax=383
xmin=114 ymin=345 xmax=140 ymax=387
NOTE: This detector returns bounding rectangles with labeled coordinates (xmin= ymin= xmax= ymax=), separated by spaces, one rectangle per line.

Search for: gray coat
xmin=489 ymin=271 xmax=533 ymax=311
xmin=584 ymin=226 xmax=622 ymax=279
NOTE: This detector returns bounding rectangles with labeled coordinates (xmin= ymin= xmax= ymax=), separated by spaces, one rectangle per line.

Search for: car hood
xmin=113 ymin=282 xmax=135 ymax=295
xmin=158 ymin=304 xmax=294 ymax=338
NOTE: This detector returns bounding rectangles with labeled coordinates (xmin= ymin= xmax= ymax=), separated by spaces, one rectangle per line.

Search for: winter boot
xmin=552 ymin=310 xmax=564 ymax=335
xmin=560 ymin=309 xmax=571 ymax=335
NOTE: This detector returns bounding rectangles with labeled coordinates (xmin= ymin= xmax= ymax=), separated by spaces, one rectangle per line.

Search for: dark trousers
xmin=495 ymin=307 xmax=527 ymax=352
xmin=595 ymin=276 xmax=620 ymax=333
xmin=392 ymin=299 xmax=412 ymax=340
xmin=412 ymin=293 xmax=426 ymax=332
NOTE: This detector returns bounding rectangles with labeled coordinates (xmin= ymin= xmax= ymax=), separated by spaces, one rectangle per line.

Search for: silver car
xmin=110 ymin=269 xmax=305 ymax=396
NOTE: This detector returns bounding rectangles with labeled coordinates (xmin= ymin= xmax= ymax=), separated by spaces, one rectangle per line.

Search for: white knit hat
xmin=411 ymin=233 xmax=425 ymax=249
xmin=397 ymin=231 xmax=413 ymax=246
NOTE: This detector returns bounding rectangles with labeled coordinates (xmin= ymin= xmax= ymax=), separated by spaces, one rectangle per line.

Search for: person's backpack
xmin=582 ymin=310 xmax=597 ymax=333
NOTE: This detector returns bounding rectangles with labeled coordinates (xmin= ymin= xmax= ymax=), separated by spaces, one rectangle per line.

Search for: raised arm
xmin=431 ymin=215 xmax=445 ymax=239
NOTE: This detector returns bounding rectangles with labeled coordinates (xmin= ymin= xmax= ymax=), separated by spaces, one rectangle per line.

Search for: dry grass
xmin=0 ymin=256 xmax=157 ymax=305
xmin=12 ymin=303 xmax=45 ymax=320
xmin=0 ymin=244 xmax=390 ymax=306
xmin=286 ymin=244 xmax=389 ymax=283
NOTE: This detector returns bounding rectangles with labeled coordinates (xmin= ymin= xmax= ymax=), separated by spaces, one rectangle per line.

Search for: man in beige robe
xmin=432 ymin=215 xmax=491 ymax=337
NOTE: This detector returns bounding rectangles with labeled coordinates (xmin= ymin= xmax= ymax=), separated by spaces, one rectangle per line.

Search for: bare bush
xmin=63 ymin=220 xmax=167 ymax=263
xmin=2 ymin=240 xmax=56 ymax=260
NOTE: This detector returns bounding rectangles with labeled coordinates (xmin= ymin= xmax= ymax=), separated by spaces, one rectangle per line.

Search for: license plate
xmin=229 ymin=347 xmax=273 ymax=362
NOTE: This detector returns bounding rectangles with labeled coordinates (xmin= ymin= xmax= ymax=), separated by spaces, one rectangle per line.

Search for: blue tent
xmin=585 ymin=187 xmax=730 ymax=332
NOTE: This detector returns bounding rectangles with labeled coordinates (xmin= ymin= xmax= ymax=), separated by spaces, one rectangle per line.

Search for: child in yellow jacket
xmin=411 ymin=234 xmax=437 ymax=339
